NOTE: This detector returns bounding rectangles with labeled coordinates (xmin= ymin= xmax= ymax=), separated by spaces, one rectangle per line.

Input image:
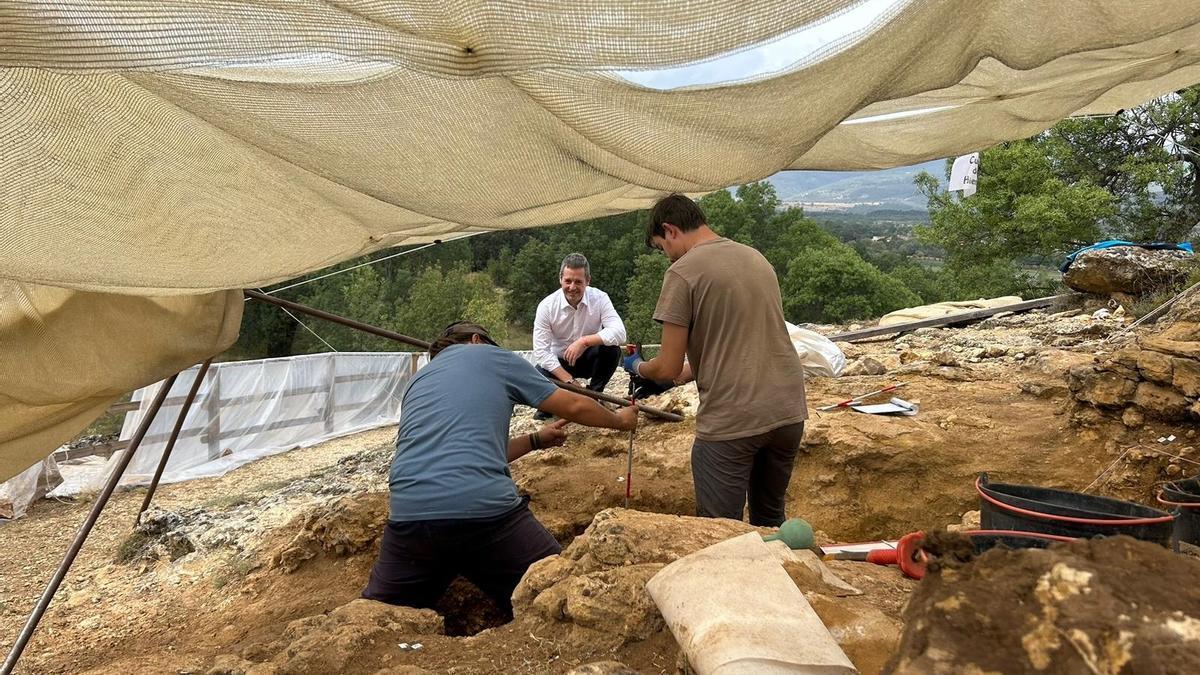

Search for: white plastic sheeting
xmin=786 ymin=323 xmax=846 ymax=378
xmin=73 ymin=349 xmax=545 ymax=494
xmin=81 ymin=352 xmax=426 ymax=492
xmin=0 ymin=457 xmax=62 ymax=520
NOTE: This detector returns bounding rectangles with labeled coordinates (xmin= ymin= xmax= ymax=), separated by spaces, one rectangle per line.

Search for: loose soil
xmin=886 ymin=534 xmax=1200 ymax=673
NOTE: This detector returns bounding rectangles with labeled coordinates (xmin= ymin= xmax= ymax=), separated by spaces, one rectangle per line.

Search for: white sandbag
xmin=878 ymin=296 xmax=1023 ymax=326
xmin=0 ymin=456 xmax=62 ymax=520
xmin=646 ymin=532 xmax=858 ymax=675
xmin=786 ymin=323 xmax=845 ymax=378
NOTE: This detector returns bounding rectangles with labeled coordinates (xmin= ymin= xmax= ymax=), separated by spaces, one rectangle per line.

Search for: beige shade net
xmin=2 ymin=0 xmax=1200 ymax=480
xmin=0 ymin=283 xmax=243 ymax=481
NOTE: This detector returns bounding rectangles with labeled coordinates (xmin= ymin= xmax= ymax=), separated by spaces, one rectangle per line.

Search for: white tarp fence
xmin=82 ymin=351 xmax=427 ymax=492
xmin=75 ymin=349 xmax=543 ymax=494
xmin=0 ymin=457 xmax=62 ymax=521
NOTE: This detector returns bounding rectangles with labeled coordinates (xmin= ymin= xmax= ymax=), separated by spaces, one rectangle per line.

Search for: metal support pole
xmin=135 ymin=359 xmax=213 ymax=527
xmin=625 ymin=377 xmax=635 ymax=508
xmin=3 ymin=373 xmax=180 ymax=675
xmin=245 ymin=289 xmax=684 ymax=422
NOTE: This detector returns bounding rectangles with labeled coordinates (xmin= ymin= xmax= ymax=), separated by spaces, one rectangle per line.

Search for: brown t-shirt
xmin=653 ymin=237 xmax=808 ymax=441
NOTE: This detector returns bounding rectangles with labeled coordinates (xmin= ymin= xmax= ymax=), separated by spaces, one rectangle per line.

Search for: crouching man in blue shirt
xmin=363 ymin=320 xmax=639 ymax=617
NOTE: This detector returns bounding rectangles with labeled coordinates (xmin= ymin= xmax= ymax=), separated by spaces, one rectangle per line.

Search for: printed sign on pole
xmin=948 ymin=152 xmax=979 ymax=197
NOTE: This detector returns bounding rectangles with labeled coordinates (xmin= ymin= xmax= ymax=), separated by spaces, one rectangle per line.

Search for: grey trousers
xmin=691 ymin=422 xmax=805 ymax=527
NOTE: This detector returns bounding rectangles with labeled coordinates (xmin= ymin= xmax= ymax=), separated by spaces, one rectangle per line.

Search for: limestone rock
xmin=1137 ymin=349 xmax=1175 ymax=384
xmin=1133 ymin=382 xmax=1191 ymax=421
xmin=835 ymin=341 xmax=862 ymax=359
xmin=1110 ymin=348 xmax=1140 ymax=370
xmin=982 ymin=344 xmax=1009 ymax=359
xmin=224 ymin=600 xmax=442 ymax=675
xmin=932 ymin=351 xmax=960 ymax=367
xmin=845 ymin=357 xmax=888 ymax=376
xmin=1018 ymin=350 xmax=1092 ymax=399
xmin=809 ymin=594 xmax=902 ymax=675
xmin=530 ymin=564 xmax=666 ymax=643
xmin=1140 ymin=321 xmax=1200 ymax=359
xmin=1172 ymin=357 xmax=1200 ymax=397
xmin=1067 ymin=365 xmax=1137 ymax=407
xmin=117 ymin=508 xmax=196 ymax=565
xmin=1062 ymin=246 xmax=1194 ymax=295
xmin=512 ymin=555 xmax=576 ymax=610
xmin=516 ymin=510 xmax=759 ymax=647
xmin=269 ymin=492 xmax=386 ymax=573
xmin=947 ymin=510 xmax=982 ymax=531
xmin=568 ymin=508 xmax=756 ymax=571
xmin=1122 ymin=407 xmax=1146 ymax=428
xmin=207 ymin=654 xmax=256 ymax=675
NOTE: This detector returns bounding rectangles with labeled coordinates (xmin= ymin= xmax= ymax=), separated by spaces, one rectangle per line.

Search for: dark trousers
xmin=690 ymin=422 xmax=805 ymax=527
xmin=536 ymin=344 xmax=620 ymax=393
xmin=362 ymin=499 xmax=561 ymax=615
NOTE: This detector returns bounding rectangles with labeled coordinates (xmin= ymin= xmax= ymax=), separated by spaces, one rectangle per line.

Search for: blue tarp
xmin=1060 ymin=240 xmax=1194 ymax=273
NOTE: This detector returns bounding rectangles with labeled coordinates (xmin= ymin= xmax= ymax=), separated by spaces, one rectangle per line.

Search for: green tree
xmin=737 ymin=182 xmax=786 ymax=252
xmin=782 ymin=245 xmax=921 ymax=323
xmin=764 ymin=209 xmax=841 ymax=276
xmin=699 ymin=190 xmax=754 ymax=243
xmin=399 ymin=265 xmax=509 ymax=344
xmin=624 ymin=254 xmax=671 ymax=344
xmin=915 ymin=87 xmax=1200 ymax=301
xmin=916 ymin=141 xmax=1116 ymax=271
xmin=1048 ymin=88 xmax=1200 ymax=241
xmin=887 ymin=263 xmax=950 ymax=304
xmin=230 ymin=299 xmax=301 ymax=358
xmin=289 ymin=266 xmax=401 ymax=353
xmin=505 ymin=239 xmax=560 ymax=323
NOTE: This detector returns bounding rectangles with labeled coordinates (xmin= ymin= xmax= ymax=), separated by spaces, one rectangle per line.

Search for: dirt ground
xmin=888 ymin=534 xmax=1200 ymax=673
xmin=2 ymin=307 xmax=1196 ymax=674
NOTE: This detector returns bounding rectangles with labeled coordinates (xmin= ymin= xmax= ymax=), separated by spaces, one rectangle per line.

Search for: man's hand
xmin=621 ymin=352 xmax=643 ymax=376
xmin=614 ymin=404 xmax=639 ymax=431
xmin=563 ymin=338 xmax=589 ymax=366
xmin=537 ymin=419 xmax=569 ymax=448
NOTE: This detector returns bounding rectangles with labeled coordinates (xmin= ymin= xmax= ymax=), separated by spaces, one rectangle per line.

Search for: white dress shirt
xmin=532 ymin=286 xmax=627 ymax=373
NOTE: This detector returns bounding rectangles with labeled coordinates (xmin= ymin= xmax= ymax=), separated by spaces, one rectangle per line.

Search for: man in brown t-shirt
xmin=622 ymin=194 xmax=807 ymax=526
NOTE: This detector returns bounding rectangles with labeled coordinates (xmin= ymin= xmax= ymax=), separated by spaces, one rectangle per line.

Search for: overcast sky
xmin=613 ymin=0 xmax=901 ymax=90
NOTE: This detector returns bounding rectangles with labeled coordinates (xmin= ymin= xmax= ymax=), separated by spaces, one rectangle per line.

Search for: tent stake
xmin=135 ymin=359 xmax=213 ymax=528
xmin=2 ymin=373 xmax=180 ymax=675
xmin=244 ymin=290 xmax=683 ymax=422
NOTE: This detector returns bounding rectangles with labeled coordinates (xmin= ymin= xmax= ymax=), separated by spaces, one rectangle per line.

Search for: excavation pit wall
xmin=12 ymin=333 xmax=1171 ymax=674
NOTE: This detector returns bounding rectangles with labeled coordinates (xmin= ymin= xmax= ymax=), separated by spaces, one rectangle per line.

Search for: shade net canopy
xmin=3 ymin=0 xmax=1200 ymax=480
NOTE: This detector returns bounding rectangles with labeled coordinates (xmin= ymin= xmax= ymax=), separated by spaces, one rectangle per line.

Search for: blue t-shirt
xmin=388 ymin=344 xmax=558 ymax=521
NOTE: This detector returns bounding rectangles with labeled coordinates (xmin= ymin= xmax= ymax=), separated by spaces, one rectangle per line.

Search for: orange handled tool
xmin=825 ymin=548 xmax=900 ymax=565
xmin=823 ymin=531 xmax=928 ymax=579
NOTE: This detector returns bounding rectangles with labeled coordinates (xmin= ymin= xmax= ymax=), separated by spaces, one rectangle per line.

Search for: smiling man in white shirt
xmin=532 ymin=254 xmax=627 ymax=418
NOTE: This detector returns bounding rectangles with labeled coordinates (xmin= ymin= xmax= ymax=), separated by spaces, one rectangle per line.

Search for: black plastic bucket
xmin=1159 ymin=478 xmax=1200 ymax=546
xmin=976 ymin=473 xmax=1175 ymax=546
xmin=963 ymin=529 xmax=1075 ymax=554
xmin=1162 ymin=477 xmax=1200 ymax=504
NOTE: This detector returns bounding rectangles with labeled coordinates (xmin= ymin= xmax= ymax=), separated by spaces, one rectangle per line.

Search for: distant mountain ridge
xmin=764 ymin=159 xmax=946 ymax=212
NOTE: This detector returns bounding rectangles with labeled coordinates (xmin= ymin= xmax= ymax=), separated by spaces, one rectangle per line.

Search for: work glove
xmin=621 ymin=351 xmax=643 ymax=376
xmin=630 ymin=374 xmax=676 ymax=399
